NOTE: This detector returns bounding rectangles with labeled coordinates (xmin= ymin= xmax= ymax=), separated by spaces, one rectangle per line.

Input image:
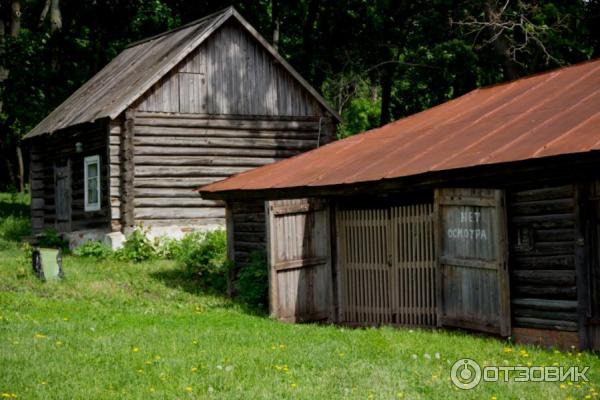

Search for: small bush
xmin=155 ymin=236 xmax=183 ymax=260
xmin=235 ymin=251 xmax=269 ymax=310
xmin=73 ymin=240 xmax=113 ymax=260
xmin=176 ymin=230 xmax=229 ymax=291
xmin=38 ymin=229 xmax=69 ymax=250
xmin=0 ymin=216 xmax=31 ymax=242
xmin=114 ymin=228 xmax=156 ymax=262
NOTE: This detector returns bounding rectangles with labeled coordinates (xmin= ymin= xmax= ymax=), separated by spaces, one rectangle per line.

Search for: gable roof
xmin=25 ymin=7 xmax=340 ymax=139
xmin=199 ymin=58 xmax=600 ymax=197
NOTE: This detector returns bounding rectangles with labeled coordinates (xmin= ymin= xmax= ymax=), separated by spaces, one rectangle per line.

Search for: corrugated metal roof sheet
xmin=24 ymin=7 xmax=340 ymax=139
xmin=199 ymin=59 xmax=600 ymax=196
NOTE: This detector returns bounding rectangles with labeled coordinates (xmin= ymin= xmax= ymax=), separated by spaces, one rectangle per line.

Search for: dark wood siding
xmin=30 ymin=122 xmax=110 ymax=234
xmin=508 ymin=184 xmax=578 ymax=331
xmin=229 ymin=200 xmax=266 ymax=268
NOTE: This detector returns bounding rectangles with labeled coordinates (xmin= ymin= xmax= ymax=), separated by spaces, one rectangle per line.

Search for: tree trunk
xmin=272 ymin=0 xmax=279 ymax=50
xmin=10 ymin=0 xmax=21 ymax=37
xmin=16 ymin=145 xmax=24 ymax=192
xmin=484 ymin=0 xmax=520 ymax=80
xmin=50 ymin=0 xmax=62 ymax=32
xmin=379 ymin=70 xmax=392 ymax=126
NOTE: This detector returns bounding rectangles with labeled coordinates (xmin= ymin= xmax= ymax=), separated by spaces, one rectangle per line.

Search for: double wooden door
xmin=336 ymin=204 xmax=437 ymax=326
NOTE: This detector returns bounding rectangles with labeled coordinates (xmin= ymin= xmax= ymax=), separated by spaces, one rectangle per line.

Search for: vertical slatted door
xmin=337 ymin=208 xmax=391 ymax=325
xmin=266 ymin=199 xmax=332 ymax=323
xmin=435 ymin=188 xmax=511 ymax=336
xmin=391 ymin=204 xmax=437 ymax=327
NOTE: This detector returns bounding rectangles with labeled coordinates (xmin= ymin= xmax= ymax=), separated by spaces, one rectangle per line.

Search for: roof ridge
xmin=125 ymin=6 xmax=234 ymax=49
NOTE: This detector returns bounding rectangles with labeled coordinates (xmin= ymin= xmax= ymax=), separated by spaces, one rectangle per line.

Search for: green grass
xmin=1 ymin=193 xmax=599 ymax=399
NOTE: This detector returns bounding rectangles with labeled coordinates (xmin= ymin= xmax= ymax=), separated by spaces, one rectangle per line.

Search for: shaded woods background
xmin=0 ymin=0 xmax=599 ymax=191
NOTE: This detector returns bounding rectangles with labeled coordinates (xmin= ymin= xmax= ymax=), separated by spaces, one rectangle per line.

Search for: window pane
xmin=88 ymin=178 xmax=98 ymax=204
xmin=87 ymin=163 xmax=98 ymax=178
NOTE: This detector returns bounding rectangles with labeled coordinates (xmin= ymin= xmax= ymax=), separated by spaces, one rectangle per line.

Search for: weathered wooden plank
xmin=136 ymin=217 xmax=225 ymax=227
xmin=511 ymin=198 xmax=574 ymax=216
xmin=512 ymin=270 xmax=576 ymax=285
xmin=134 ymin=145 xmax=299 ymax=157
xmin=134 ymin=207 xmax=225 ymax=219
xmin=134 ymin=135 xmax=316 ymax=150
xmin=513 ymin=317 xmax=577 ymax=331
xmin=134 ymin=126 xmax=318 ymax=139
xmin=511 ymin=298 xmax=577 ymax=311
xmin=134 ymin=155 xmax=279 ymax=167
xmin=134 ymin=165 xmax=249 ymax=178
xmin=134 ymin=197 xmax=220 ymax=207
xmin=509 ymin=185 xmax=574 ymax=202
xmin=134 ymin=177 xmax=221 ymax=188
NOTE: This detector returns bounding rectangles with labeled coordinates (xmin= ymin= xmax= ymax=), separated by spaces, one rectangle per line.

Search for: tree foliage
xmin=0 ymin=0 xmax=598 ymax=189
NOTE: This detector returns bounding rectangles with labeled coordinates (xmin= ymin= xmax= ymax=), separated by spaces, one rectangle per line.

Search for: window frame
xmin=84 ymin=155 xmax=101 ymax=212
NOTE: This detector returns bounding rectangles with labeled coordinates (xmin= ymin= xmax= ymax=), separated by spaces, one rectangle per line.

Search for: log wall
xmin=137 ymin=20 xmax=325 ymax=117
xmin=131 ymin=113 xmax=328 ymax=228
xmin=507 ymin=184 xmax=578 ymax=332
xmin=30 ymin=122 xmax=110 ymax=234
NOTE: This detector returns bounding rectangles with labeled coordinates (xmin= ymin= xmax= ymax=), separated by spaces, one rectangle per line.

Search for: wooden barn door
xmin=336 ymin=204 xmax=436 ymax=327
xmin=266 ymin=199 xmax=332 ymax=322
xmin=54 ymin=160 xmax=72 ymax=232
xmin=435 ymin=188 xmax=510 ymax=336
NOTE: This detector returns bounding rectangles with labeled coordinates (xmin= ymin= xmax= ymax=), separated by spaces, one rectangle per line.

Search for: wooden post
xmin=121 ymin=109 xmax=135 ymax=229
xmin=575 ymin=183 xmax=590 ymax=350
xmin=225 ymin=203 xmax=236 ymax=297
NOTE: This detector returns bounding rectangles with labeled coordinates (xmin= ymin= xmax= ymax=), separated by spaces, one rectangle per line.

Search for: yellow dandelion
xmin=192 ymin=340 xmax=198 ymax=345
xmin=145 ymin=361 xmax=152 ymax=365
xmin=185 ymin=387 xmax=192 ymax=392
xmin=491 ymin=396 xmax=497 ymax=400
xmin=291 ymin=383 xmax=297 ymax=389
xmin=137 ymin=369 xmax=143 ymax=373
xmin=132 ymin=347 xmax=140 ymax=353
xmin=191 ymin=367 xmax=198 ymax=373
xmin=503 ymin=347 xmax=513 ymax=353
xmin=63 ymin=317 xmax=69 ymax=321
xmin=271 ymin=345 xmax=276 ymax=350
xmin=560 ymin=384 xmax=567 ymax=389
xmin=279 ymin=344 xmax=286 ymax=349
xmin=397 ymin=392 xmax=404 ymax=398
xmin=34 ymin=333 xmax=47 ymax=339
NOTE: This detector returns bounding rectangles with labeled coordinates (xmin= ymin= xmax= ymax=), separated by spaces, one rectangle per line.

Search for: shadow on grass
xmin=150 ymin=266 xmax=269 ymax=318
xmin=0 ymin=199 xmax=29 ymax=219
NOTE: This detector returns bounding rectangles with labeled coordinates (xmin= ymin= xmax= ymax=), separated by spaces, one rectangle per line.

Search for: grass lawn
xmin=0 ymin=194 xmax=599 ymax=399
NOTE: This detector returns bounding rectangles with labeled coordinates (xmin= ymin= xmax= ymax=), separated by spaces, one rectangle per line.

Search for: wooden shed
xmin=23 ymin=7 xmax=339 ymax=247
xmin=200 ymin=59 xmax=600 ymax=350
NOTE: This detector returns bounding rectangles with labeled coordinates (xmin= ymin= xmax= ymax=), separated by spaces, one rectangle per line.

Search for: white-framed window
xmin=84 ymin=155 xmax=101 ymax=212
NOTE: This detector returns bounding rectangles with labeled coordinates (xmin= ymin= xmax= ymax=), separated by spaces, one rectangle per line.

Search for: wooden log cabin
xmin=199 ymin=59 xmax=600 ymax=350
xmin=23 ymin=7 xmax=339 ymax=248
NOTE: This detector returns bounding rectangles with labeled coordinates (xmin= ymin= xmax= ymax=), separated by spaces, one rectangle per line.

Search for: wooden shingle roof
xmin=25 ymin=7 xmax=339 ymax=139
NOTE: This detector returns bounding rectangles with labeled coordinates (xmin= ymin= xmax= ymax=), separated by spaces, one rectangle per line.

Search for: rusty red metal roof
xmin=199 ymin=59 xmax=600 ymax=196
